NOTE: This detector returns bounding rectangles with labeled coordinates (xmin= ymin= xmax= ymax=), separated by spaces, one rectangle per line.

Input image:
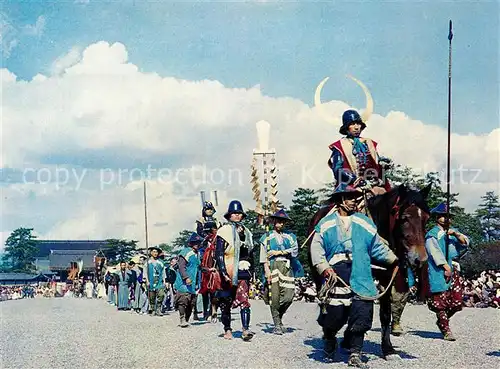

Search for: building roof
xmin=0 ymin=273 xmax=53 ymax=282
xmin=49 ymin=249 xmax=97 ymax=271
xmin=35 ymin=240 xmax=109 ymax=258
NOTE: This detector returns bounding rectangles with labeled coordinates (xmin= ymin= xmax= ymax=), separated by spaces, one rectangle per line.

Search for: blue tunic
xmin=116 ymin=270 xmax=132 ymax=309
xmin=174 ymin=247 xmax=200 ymax=294
xmin=311 ymin=211 xmax=397 ymax=297
xmin=146 ymin=259 xmax=165 ymax=291
xmin=259 ymin=230 xmax=304 ymax=278
xmin=425 ymin=226 xmax=469 ymax=293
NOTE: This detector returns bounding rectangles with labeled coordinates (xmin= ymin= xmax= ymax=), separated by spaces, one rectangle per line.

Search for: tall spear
xmin=143 ymin=181 xmax=149 ymax=250
xmin=445 ymin=20 xmax=453 ymax=260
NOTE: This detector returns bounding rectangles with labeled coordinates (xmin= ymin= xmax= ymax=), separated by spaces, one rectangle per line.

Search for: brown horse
xmin=306 ymin=184 xmax=431 ymax=358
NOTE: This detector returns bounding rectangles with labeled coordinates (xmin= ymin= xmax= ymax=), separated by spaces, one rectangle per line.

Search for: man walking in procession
xmin=195 ymin=201 xmax=222 ymax=321
xmin=310 ymin=184 xmax=398 ymax=368
xmin=259 ymin=209 xmax=303 ymax=334
xmin=116 ymin=261 xmax=133 ymax=311
xmin=425 ymin=202 xmax=469 ymax=341
xmin=174 ymin=232 xmax=202 ymax=327
xmin=129 ymin=257 xmax=146 ymax=314
xmin=215 ymin=200 xmax=255 ymax=341
xmin=145 ymin=246 xmax=167 ymax=316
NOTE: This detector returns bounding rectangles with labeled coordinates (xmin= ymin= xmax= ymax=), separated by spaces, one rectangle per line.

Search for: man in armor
xmin=196 ymin=201 xmax=222 ymax=239
xmin=328 ymin=109 xmax=392 ymax=196
xmin=195 ymin=201 xmax=222 ymax=320
xmin=215 ymin=200 xmax=255 ymax=341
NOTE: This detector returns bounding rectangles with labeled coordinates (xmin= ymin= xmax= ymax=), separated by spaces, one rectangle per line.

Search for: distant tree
xmin=157 ymin=243 xmax=175 ymax=254
xmin=171 ymin=230 xmax=194 ymax=251
xmin=2 ymin=228 xmax=38 ymax=272
xmin=460 ymin=241 xmax=500 ymax=278
xmin=287 ymin=188 xmax=321 ymax=275
xmin=316 ymin=181 xmax=336 ymax=202
xmin=102 ymin=239 xmax=138 ymax=263
xmin=476 ymin=191 xmax=500 ymax=242
xmin=450 ymin=208 xmax=485 ymax=248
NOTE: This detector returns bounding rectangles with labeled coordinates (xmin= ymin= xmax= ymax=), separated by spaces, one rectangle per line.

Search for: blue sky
xmin=2 ymin=0 xmax=498 ymax=134
xmin=1 ymin=1 xmax=498 ymax=247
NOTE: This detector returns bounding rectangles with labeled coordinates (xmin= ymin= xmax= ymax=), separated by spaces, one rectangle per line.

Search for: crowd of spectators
xmin=2 ymin=270 xmax=499 ymax=309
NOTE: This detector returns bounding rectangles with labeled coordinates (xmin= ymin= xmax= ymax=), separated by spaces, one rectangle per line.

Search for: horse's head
xmin=393 ymin=184 xmax=431 ymax=268
xmin=367 ymin=184 xmax=431 ymax=269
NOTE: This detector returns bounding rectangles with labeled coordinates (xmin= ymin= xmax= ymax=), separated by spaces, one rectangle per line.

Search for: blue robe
xmin=425 ymin=226 xmax=469 ymax=293
xmin=116 ymin=270 xmax=132 ymax=309
xmin=146 ymin=259 xmax=165 ymax=291
xmin=311 ymin=211 xmax=397 ymax=297
xmin=174 ymin=247 xmax=200 ymax=294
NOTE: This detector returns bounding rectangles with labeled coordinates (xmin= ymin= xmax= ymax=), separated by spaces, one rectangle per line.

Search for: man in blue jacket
xmin=310 ymin=184 xmax=398 ymax=368
xmin=259 ymin=209 xmax=303 ymax=335
xmin=425 ymin=203 xmax=469 ymax=341
xmin=174 ymin=233 xmax=202 ymax=327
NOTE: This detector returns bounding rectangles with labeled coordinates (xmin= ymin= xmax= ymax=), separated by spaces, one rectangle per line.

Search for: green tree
xmin=476 ymin=191 xmax=500 ymax=242
xmin=287 ymin=188 xmax=321 ymax=275
xmin=451 ymin=208 xmax=485 ymax=248
xmin=2 ymin=228 xmax=39 ymax=272
xmin=460 ymin=241 xmax=500 ymax=278
xmin=316 ymin=181 xmax=336 ymax=202
xmin=171 ymin=230 xmax=194 ymax=251
xmin=157 ymin=243 xmax=175 ymax=254
xmin=387 ymin=167 xmax=459 ymax=210
xmin=102 ymin=239 xmax=138 ymax=263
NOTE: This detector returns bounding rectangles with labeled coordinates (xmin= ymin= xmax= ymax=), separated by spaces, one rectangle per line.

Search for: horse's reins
xmin=319 ymin=264 xmax=400 ymax=302
xmin=316 ymin=193 xmax=403 ymax=302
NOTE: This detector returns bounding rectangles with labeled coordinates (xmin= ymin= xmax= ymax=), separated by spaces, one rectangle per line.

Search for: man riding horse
xmin=328 ymin=109 xmax=392 ymax=196
xmin=313 ymin=76 xmax=431 ymax=360
xmin=315 ymin=75 xmax=392 ymax=197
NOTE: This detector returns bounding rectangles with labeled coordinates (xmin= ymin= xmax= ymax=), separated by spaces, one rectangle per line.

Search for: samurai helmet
xmin=339 ymin=109 xmax=366 ymax=135
xmin=224 ymin=200 xmax=246 ymax=220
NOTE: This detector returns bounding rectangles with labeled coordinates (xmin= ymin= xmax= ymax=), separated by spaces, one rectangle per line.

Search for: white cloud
xmin=1 ymin=68 xmax=17 ymax=83
xmin=51 ymin=47 xmax=81 ymax=76
xmin=1 ymin=41 xmax=498 ymax=245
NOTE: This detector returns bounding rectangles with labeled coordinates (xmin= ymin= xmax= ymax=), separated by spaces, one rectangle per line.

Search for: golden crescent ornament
xmin=314 ymin=74 xmax=374 ymax=125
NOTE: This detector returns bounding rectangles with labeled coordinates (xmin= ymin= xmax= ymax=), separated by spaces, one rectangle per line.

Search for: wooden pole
xmin=143 ymin=182 xmax=149 ymax=249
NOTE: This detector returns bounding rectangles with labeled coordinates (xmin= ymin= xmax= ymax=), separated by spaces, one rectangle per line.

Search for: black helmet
xmin=224 ymin=200 xmax=246 ymax=220
xmin=339 ymin=109 xmax=366 ymax=135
